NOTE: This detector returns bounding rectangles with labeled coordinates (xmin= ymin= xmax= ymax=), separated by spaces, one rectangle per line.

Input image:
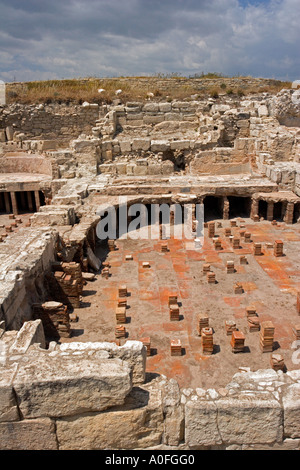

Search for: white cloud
xmin=0 ymin=0 xmax=299 ymax=82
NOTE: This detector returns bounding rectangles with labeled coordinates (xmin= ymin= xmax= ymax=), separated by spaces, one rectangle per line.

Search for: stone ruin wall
xmin=1 ymin=318 xmax=300 ymax=450
xmin=0 ymin=82 xmax=300 ymax=449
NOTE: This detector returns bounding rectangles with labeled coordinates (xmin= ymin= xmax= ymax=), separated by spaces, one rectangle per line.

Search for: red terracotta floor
xmin=63 ymin=218 xmax=300 ymax=389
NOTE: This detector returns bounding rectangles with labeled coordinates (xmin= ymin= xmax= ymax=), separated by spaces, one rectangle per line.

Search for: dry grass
xmin=5 ymin=76 xmax=292 ymax=105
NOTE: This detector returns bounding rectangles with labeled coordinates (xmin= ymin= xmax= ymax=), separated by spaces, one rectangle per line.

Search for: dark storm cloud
xmin=0 ymin=0 xmax=299 ymax=82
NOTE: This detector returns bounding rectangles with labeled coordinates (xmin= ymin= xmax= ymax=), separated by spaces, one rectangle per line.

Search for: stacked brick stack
xmin=224 ymin=228 xmax=231 ymax=237
xmin=207 ymin=222 xmax=215 ymax=238
xmin=197 ymin=315 xmax=209 ymax=336
xmin=214 ymin=238 xmax=222 ymax=250
xmin=260 ymin=321 xmax=275 ymax=352
xmin=51 ymin=271 xmax=81 ymax=309
xmin=118 ymin=285 xmax=128 ymax=297
xmin=234 ymin=282 xmax=243 ymax=294
xmin=230 ymin=220 xmax=237 ymax=227
xmin=61 ymin=262 xmax=84 ymax=294
xmin=170 ymin=304 xmax=180 ymax=321
xmin=168 ymin=295 xmax=178 ymax=308
xmin=246 ymin=306 xmax=260 ymax=332
xmin=108 ymin=239 xmax=116 ymax=251
xmin=161 ymin=243 xmax=169 ymax=252
xmin=244 ymin=232 xmax=251 ymax=243
xmin=293 ymin=324 xmax=300 ymax=341
xmin=201 ymin=327 xmax=214 ymax=355
xmin=116 ymin=306 xmax=126 ymax=323
xmin=101 ymin=267 xmax=110 ymax=278
xmin=225 ymin=320 xmax=237 ymax=336
xmin=207 ymin=272 xmax=216 ymax=284
xmin=115 ymin=325 xmax=126 ymax=338
xmin=232 ymin=237 xmax=240 ymax=249
xmin=240 ymin=255 xmax=248 ymax=265
xmin=170 ymin=339 xmax=182 ymax=356
xmin=118 ymin=298 xmax=127 ymax=308
xmin=226 ymin=261 xmax=235 ymax=274
xmin=33 ymin=301 xmax=71 ymax=339
xmin=254 ymin=243 xmax=262 ymax=256
xmin=270 ymin=353 xmax=285 ymax=371
xmin=141 ymin=337 xmax=151 ymax=356
xmin=274 ymin=240 xmax=284 ymax=257
xmin=230 ymin=331 xmax=245 ymax=353
xmin=203 ymin=263 xmax=210 ymax=275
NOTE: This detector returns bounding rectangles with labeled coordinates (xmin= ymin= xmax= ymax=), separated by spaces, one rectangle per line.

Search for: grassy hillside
xmin=5 ymin=75 xmax=291 ymax=105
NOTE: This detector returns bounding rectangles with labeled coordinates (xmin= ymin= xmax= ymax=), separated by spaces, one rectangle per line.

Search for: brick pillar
xmin=4 ymin=192 xmax=11 ymax=213
xmin=34 ymin=190 xmax=40 ymax=211
xmin=267 ymin=201 xmax=274 ymax=221
xmin=10 ymin=191 xmax=18 ymax=215
xmin=284 ymin=202 xmax=294 ymax=225
xmin=223 ymin=196 xmax=229 ymax=220
xmin=250 ymin=198 xmax=259 ymax=220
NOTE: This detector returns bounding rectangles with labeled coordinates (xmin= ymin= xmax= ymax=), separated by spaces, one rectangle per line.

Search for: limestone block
xmin=170 ymin=140 xmax=190 ymax=151
xmin=161 ymin=160 xmax=174 ymax=175
xmin=258 ymin=105 xmax=269 ymax=117
xmin=143 ymin=103 xmax=159 ymax=113
xmin=119 ymin=140 xmax=132 ymax=153
xmin=148 ymin=164 xmax=162 ymax=175
xmin=159 ymin=102 xmax=172 ymax=112
xmin=185 ymin=392 xmax=283 ymax=447
xmin=143 ymin=115 xmax=164 ymax=125
xmin=56 ymin=397 xmax=163 ymax=450
xmin=164 ymin=112 xmax=182 ymax=121
xmin=151 ymin=140 xmax=170 ymax=152
xmin=237 ymin=120 xmax=250 ymax=129
xmin=0 ymin=364 xmax=19 ymax=423
xmin=185 ymin=399 xmax=220 ymax=447
xmin=162 ymin=379 xmax=184 ymax=446
xmin=116 ymin=162 xmax=127 ymax=175
xmin=0 ymin=418 xmax=57 ymax=450
xmin=133 ymin=165 xmax=148 ymax=176
xmin=99 ymin=163 xmax=115 ymax=174
xmin=12 ymin=355 xmax=132 ymax=418
xmin=132 ymin=138 xmax=151 ymax=151
xmin=58 ymin=340 xmax=146 ymax=385
xmin=282 ymin=384 xmax=300 ymax=438
xmin=126 ymin=113 xmax=144 ymax=121
xmin=216 ymin=394 xmax=283 ymax=445
xmin=125 ymin=106 xmax=141 ymax=113
xmin=10 ymin=319 xmax=46 ymax=354
xmin=126 ymin=163 xmax=136 ymax=175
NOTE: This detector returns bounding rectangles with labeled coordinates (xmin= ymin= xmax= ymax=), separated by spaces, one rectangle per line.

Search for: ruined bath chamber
xmin=0 ymin=88 xmax=300 ymax=449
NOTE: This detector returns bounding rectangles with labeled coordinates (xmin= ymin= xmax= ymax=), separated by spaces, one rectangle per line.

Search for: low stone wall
xmin=0 ymin=103 xmax=100 ymax=142
xmin=0 ymin=228 xmax=58 ymax=330
xmin=1 ymin=320 xmax=300 ymax=450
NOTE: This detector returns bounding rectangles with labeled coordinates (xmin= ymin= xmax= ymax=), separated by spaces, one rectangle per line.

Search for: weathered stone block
xmin=119 ymin=140 xmax=132 ymax=153
xmin=282 ymin=384 xmax=300 ymax=438
xmin=0 ymin=364 xmax=19 ymax=423
xmin=185 ymin=392 xmax=283 ymax=447
xmin=132 ymin=138 xmax=151 ymax=151
xmin=151 ymin=140 xmax=170 ymax=152
xmin=12 ymin=355 xmax=132 ymax=418
xmin=0 ymin=418 xmax=57 ymax=450
xmin=143 ymin=103 xmax=159 ymax=113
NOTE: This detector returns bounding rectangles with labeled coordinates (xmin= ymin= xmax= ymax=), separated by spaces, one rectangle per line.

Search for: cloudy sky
xmin=0 ymin=0 xmax=299 ymax=82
